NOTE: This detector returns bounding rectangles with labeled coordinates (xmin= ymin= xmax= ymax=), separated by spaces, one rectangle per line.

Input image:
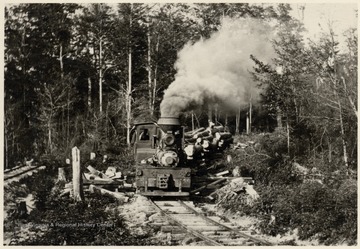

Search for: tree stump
xmin=57 ymin=167 xmax=67 ymax=182
xmin=18 ymin=201 xmax=28 ymax=218
xmin=72 ymin=146 xmax=84 ymax=202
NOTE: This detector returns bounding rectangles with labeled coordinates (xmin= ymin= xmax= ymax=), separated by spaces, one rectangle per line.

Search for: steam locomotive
xmin=131 ymin=117 xmax=192 ymax=196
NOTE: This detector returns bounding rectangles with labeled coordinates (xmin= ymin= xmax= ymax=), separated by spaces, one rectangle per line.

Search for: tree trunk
xmin=5 ymin=125 xmax=8 ymax=170
xmin=329 ymin=32 xmax=349 ymax=172
xmin=126 ymin=4 xmax=133 ymax=146
xmin=67 ymin=90 xmax=70 ymax=148
xmin=276 ymin=106 xmax=282 ymax=128
xmin=337 ymin=96 xmax=349 ymax=171
xmin=99 ymin=38 xmax=103 ymax=114
xmin=214 ymin=104 xmax=218 ymax=124
xmin=48 ymin=117 xmax=53 ymax=153
xmin=341 ymin=77 xmax=357 ymax=119
xmin=88 ymin=77 xmax=92 ymax=113
xmin=286 ymin=118 xmax=290 ymax=155
xmin=59 ymin=43 xmax=64 ymax=79
xmin=249 ymin=99 xmax=252 ymax=133
xmin=151 ymin=37 xmax=160 ymax=116
xmin=151 ymin=36 xmax=160 ymax=116
xmin=224 ymin=114 xmax=228 ymax=129
xmin=235 ymin=106 xmax=240 ymax=135
xmin=147 ymin=18 xmax=153 ymax=116
xmin=208 ymin=105 xmax=213 ymax=122
xmin=246 ymin=112 xmax=250 ymax=134
xmin=191 ymin=111 xmax=195 ymax=130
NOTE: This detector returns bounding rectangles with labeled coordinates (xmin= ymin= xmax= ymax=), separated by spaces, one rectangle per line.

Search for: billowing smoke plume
xmin=160 ymin=18 xmax=275 ymax=117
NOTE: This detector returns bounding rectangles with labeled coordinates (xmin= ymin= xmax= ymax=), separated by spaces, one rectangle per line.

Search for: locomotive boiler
xmin=131 ymin=117 xmax=191 ymax=196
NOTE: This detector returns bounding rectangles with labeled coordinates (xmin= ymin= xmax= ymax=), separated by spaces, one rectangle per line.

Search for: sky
xmin=289 ymin=3 xmax=358 ymax=50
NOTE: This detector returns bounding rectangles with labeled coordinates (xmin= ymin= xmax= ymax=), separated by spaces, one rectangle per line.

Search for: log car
xmin=131 ymin=117 xmax=191 ymax=197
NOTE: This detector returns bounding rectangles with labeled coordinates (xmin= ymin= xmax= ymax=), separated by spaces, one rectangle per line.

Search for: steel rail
xmin=149 ymin=199 xmax=223 ymax=246
xmin=177 ymin=200 xmax=274 ymax=246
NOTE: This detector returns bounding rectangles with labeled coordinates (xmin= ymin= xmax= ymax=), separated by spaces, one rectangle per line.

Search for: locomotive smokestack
xmin=157 ymin=116 xmax=180 ymax=132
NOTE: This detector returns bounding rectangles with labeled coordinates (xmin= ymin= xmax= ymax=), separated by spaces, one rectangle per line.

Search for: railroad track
xmin=4 ymin=165 xmax=45 ymax=182
xmin=149 ymin=199 xmax=273 ymax=246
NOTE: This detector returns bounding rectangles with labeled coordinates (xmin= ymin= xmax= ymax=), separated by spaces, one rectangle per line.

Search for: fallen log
xmin=88 ymin=184 xmax=129 ymax=202
xmin=215 ymin=132 xmax=232 ymax=140
xmin=190 ymin=178 xmax=227 ymax=194
xmin=83 ymin=173 xmax=123 ymax=186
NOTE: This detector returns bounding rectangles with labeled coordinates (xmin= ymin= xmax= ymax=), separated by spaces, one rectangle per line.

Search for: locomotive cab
xmin=133 ymin=117 xmax=191 ymax=197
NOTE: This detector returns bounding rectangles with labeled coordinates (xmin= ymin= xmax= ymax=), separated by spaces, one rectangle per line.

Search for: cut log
xmin=60 ymin=188 xmax=71 ymax=197
xmin=210 ymin=138 xmax=219 ymax=149
xmin=193 ymin=130 xmax=210 ymax=139
xmin=190 ymin=178 xmax=227 ymax=194
xmin=202 ymin=135 xmax=214 ymax=141
xmin=194 ymin=143 xmax=203 ymax=153
xmin=185 ymin=127 xmax=205 ymax=137
xmin=105 ymin=166 xmax=117 ymax=177
xmin=218 ymin=138 xmax=234 ymax=148
xmin=211 ymin=125 xmax=225 ymax=133
xmin=215 ymin=170 xmax=230 ymax=177
xmin=185 ymin=138 xmax=197 ymax=144
xmin=88 ymin=184 xmax=129 ymax=202
xmin=202 ymin=140 xmax=211 ymax=149
xmin=87 ymin=165 xmax=110 ymax=179
xmin=215 ymin=132 xmax=232 ymax=140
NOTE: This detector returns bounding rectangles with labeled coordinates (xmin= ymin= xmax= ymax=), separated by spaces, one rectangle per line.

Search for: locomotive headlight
xmin=164 ymin=134 xmax=175 ymax=146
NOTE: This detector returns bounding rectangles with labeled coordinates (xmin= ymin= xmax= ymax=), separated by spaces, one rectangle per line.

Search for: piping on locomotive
xmin=130 ymin=116 xmax=192 ymax=197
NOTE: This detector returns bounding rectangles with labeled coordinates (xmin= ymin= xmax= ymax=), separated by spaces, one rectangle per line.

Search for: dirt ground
xmin=117 ymin=194 xmax=321 ymax=246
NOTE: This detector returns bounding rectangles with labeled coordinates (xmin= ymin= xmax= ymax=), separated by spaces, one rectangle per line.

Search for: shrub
xmin=220 ymin=131 xmax=357 ymax=245
xmin=23 ymin=193 xmax=160 ymax=245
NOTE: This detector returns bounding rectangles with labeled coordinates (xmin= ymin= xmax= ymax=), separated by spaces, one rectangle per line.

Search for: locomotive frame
xmin=131 ymin=118 xmax=192 ymax=197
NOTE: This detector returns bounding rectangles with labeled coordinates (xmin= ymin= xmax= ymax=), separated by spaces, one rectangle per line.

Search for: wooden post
xmin=72 ymin=146 xmax=84 ymax=202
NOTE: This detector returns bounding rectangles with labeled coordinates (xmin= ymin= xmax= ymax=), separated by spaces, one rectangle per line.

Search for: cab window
xmin=139 ymin=128 xmax=150 ymax=141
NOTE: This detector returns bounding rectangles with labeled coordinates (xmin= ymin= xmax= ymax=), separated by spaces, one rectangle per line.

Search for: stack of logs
xmin=183 ymin=124 xmax=233 ymax=161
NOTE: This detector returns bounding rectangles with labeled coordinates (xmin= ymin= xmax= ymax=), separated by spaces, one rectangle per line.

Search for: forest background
xmin=4 ymin=3 xmax=357 ymax=172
